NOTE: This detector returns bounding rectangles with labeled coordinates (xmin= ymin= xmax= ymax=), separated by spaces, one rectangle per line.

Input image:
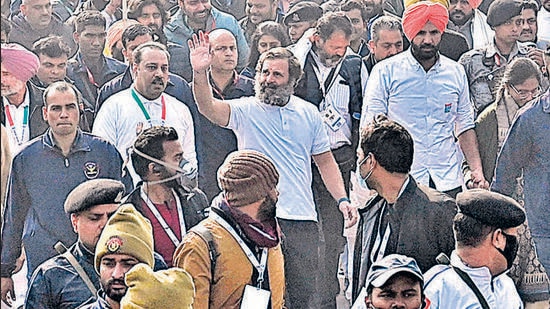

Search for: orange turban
xmin=468 ymin=0 xmax=482 ymax=8
xmin=104 ymin=19 xmax=140 ymax=57
xmin=402 ymin=2 xmax=449 ymax=41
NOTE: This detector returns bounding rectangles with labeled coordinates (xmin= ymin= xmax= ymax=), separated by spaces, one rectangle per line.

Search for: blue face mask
xmin=356 ymin=154 xmax=374 ymax=191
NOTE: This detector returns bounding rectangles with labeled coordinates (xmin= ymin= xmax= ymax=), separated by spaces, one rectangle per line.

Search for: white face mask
xmin=133 ymin=147 xmax=198 ymax=190
xmin=356 ymin=153 xmax=374 ymax=191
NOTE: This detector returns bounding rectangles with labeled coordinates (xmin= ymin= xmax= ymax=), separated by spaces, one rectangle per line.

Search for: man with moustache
xmin=174 ymin=150 xmax=285 ymax=309
xmin=127 ymin=0 xmax=191 ymax=79
xmin=363 ymin=15 xmax=404 ymax=73
xmin=459 ymin=0 xmax=548 ymax=114
xmin=93 ymin=41 xmax=197 ymax=182
xmin=446 ymin=0 xmax=493 ymax=49
xmin=1 ymin=43 xmax=47 ymax=152
xmin=189 ymin=32 xmax=357 ymax=308
xmin=25 ymin=179 xmax=125 ymax=309
xmin=239 ymin=0 xmax=284 ymax=43
xmin=361 ymin=2 xmax=488 ymax=197
xmin=290 ymin=12 xmax=367 ymax=308
xmin=81 ymin=204 xmax=155 ymax=309
xmin=96 ymin=24 xmax=195 ymax=121
xmin=164 ymin=0 xmax=249 ymax=70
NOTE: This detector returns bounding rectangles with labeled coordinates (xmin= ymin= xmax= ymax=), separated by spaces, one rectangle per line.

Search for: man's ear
xmin=122 ymin=47 xmax=128 ymax=61
xmin=70 ymin=213 xmax=79 ymax=233
xmin=491 ymin=228 xmax=505 ymax=249
xmin=368 ymin=40 xmax=375 ymax=53
xmin=42 ymin=105 xmax=48 ymax=121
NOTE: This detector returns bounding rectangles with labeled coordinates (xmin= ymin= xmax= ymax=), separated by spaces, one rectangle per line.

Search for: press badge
xmin=322 ymin=105 xmax=345 ymax=131
xmin=241 ymin=285 xmax=271 ymax=309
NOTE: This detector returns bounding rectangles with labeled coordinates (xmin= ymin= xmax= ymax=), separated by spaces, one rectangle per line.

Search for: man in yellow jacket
xmin=174 ymin=150 xmax=285 ymax=309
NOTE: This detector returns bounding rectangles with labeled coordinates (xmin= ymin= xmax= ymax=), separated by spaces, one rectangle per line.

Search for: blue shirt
xmin=227 ymin=96 xmax=330 ymax=220
xmin=361 ymin=49 xmax=475 ymax=191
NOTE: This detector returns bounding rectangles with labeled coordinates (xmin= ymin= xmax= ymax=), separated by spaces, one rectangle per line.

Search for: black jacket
xmin=351 ymin=177 xmax=457 ymax=302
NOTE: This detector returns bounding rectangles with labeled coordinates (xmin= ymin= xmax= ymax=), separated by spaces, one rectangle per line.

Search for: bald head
xmin=209 ymin=29 xmax=238 ymax=72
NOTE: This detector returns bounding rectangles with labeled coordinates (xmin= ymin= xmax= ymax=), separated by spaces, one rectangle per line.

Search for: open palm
xmin=188 ymin=31 xmax=212 ymax=72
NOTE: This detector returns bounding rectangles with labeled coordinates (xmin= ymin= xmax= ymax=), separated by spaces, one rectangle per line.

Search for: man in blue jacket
xmin=164 ymin=0 xmax=249 ymax=69
xmin=0 ymin=81 xmax=130 ymax=306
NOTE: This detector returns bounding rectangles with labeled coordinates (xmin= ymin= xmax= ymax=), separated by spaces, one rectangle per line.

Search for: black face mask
xmin=497 ymin=231 xmax=519 ymax=270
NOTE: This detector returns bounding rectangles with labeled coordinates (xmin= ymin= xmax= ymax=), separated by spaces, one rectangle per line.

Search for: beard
xmin=104 ymin=278 xmax=127 ymax=302
xmin=257 ymin=196 xmax=277 ymax=222
xmin=255 ymin=81 xmax=294 ymax=106
xmin=411 ymin=42 xmax=439 ymax=61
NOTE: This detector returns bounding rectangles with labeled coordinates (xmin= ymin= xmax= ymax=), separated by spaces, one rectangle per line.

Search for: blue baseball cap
xmin=366 ymin=254 xmax=424 ymax=288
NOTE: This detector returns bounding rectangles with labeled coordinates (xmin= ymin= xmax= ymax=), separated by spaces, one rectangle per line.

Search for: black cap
xmin=456 ymin=189 xmax=525 ymax=229
xmin=486 ymin=0 xmax=523 ymax=27
xmin=283 ymin=1 xmax=323 ymax=26
xmin=64 ymin=179 xmax=125 ymax=214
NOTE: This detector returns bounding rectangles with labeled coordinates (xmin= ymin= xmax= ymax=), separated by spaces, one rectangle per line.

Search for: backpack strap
xmin=435 ymin=253 xmax=490 ymax=309
xmin=54 ymin=242 xmax=97 ymax=296
xmin=189 ymin=225 xmax=218 ymax=283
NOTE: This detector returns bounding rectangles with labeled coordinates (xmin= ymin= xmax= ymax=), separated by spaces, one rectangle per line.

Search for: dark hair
xmin=453 ymin=213 xmax=497 ymax=247
xmin=33 ymin=35 xmax=71 ymax=58
xmin=248 ymin=21 xmax=291 ymax=70
xmin=132 ymin=126 xmax=179 ymax=177
xmin=1 ymin=16 xmax=11 ymax=39
xmin=359 ymin=114 xmax=414 ymax=174
xmin=74 ymin=10 xmax=106 ymax=34
xmin=522 ymin=0 xmax=539 ymax=16
xmin=122 ymin=24 xmax=154 ymax=48
xmin=43 ymin=81 xmax=82 ymax=108
xmin=315 ymin=12 xmax=352 ymax=40
xmin=128 ymin=0 xmax=169 ymax=26
xmin=256 ymin=47 xmax=303 ymax=85
xmin=340 ymin=0 xmax=368 ymax=23
xmin=133 ymin=41 xmax=170 ymax=64
xmin=494 ymin=57 xmax=542 ymax=102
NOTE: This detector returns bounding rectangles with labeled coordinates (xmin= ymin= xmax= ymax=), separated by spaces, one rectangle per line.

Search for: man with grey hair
xmin=363 ymin=15 xmax=404 ymax=73
xmin=189 ymin=31 xmax=358 ymax=308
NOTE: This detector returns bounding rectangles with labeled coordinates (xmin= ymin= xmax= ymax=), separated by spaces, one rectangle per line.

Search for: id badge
xmin=321 ymin=105 xmax=345 ymax=132
xmin=240 ymin=284 xmax=270 ymax=309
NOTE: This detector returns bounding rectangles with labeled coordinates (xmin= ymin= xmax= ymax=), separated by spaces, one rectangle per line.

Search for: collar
xmin=42 ymin=128 xmax=90 ymax=153
xmin=76 ymin=241 xmax=96 ymax=261
xmin=2 ymin=86 xmax=30 ymax=109
xmin=73 ymin=52 xmax=106 ymax=73
xmin=209 ymin=70 xmax=239 ymax=95
xmin=450 ymin=250 xmax=510 ymax=283
xmin=130 ymin=86 xmax=164 ymax=104
xmin=485 ymin=40 xmax=520 ymax=61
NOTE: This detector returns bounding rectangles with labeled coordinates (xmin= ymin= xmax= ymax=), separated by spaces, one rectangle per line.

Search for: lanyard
xmin=211 ymin=211 xmax=268 ymax=288
xmin=4 ymin=103 xmax=29 ymax=146
xmin=131 ymin=88 xmax=166 ymax=125
xmin=140 ymin=187 xmax=186 ymax=247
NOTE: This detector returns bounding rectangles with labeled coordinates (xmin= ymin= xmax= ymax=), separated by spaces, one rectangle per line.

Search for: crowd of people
xmin=0 ymin=0 xmax=549 ymax=307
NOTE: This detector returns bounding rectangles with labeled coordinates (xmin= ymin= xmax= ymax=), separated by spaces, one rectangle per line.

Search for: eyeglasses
xmin=509 ymin=84 xmax=542 ymax=99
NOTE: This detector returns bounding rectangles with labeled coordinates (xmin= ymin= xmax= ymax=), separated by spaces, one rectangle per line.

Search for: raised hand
xmin=188 ymin=31 xmax=212 ymax=73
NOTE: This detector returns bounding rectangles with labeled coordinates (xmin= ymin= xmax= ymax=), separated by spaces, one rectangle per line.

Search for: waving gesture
xmin=188 ymin=31 xmax=212 ymax=73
